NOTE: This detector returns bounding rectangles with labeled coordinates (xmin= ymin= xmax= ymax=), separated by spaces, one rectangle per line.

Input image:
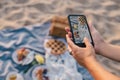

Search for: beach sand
xmin=0 ymin=0 xmax=120 ymax=76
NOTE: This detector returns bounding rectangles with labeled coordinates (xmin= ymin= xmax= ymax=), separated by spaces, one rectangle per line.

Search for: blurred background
xmin=0 ymin=0 xmax=120 ymax=76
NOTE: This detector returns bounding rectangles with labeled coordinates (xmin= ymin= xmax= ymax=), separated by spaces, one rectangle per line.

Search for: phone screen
xmin=68 ymin=15 xmax=94 ymax=46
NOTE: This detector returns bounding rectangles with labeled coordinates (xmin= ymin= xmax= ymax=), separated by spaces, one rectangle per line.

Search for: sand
xmin=0 ymin=0 xmax=120 ymax=76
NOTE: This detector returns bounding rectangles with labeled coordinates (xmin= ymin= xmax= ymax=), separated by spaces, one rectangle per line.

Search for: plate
xmin=6 ymin=72 xmax=24 ymax=80
xmin=12 ymin=49 xmax=34 ymax=65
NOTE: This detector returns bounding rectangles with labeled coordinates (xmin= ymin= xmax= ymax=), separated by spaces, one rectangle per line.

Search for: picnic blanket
xmin=0 ymin=21 xmax=93 ymax=80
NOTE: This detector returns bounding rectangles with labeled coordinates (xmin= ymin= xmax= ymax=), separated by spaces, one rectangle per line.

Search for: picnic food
xmin=51 ymin=16 xmax=69 ymax=24
xmin=49 ymin=23 xmax=67 ymax=38
xmin=35 ymin=54 xmax=45 ymax=64
xmin=9 ymin=74 xmax=17 ymax=80
xmin=35 ymin=68 xmax=44 ymax=80
xmin=17 ymin=48 xmax=29 ymax=61
xmin=49 ymin=16 xmax=69 ymax=38
xmin=45 ymin=39 xmax=66 ymax=55
xmin=35 ymin=68 xmax=48 ymax=80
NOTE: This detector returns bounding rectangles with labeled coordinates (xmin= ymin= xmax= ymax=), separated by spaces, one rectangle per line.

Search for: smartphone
xmin=68 ymin=15 xmax=94 ymax=47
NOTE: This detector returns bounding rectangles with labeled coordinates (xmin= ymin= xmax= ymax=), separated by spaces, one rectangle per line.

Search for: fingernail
xmin=69 ymin=51 xmax=72 ymax=55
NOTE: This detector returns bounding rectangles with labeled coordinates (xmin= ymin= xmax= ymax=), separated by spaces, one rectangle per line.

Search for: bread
xmin=49 ymin=22 xmax=67 ymax=38
xmin=51 ymin=16 xmax=69 ymax=25
xmin=49 ymin=16 xmax=69 ymax=38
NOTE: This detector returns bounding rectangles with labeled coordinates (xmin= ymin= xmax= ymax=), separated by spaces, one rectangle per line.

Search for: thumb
xmin=84 ymin=37 xmax=92 ymax=48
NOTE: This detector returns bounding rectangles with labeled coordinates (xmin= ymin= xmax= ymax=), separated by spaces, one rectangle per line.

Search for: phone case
xmin=68 ymin=15 xmax=94 ymax=47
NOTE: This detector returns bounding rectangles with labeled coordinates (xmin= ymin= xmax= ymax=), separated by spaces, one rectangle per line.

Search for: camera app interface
xmin=69 ymin=15 xmax=92 ymax=44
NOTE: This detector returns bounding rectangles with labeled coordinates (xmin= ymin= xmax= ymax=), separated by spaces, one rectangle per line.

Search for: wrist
xmin=83 ymin=56 xmax=97 ymax=68
xmin=95 ymin=40 xmax=106 ymax=54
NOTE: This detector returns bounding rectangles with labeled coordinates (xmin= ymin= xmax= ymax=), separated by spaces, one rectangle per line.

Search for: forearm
xmin=97 ymin=42 xmax=120 ymax=61
xmin=84 ymin=57 xmax=120 ymax=80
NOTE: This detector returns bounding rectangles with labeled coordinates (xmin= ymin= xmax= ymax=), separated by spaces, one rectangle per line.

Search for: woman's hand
xmin=88 ymin=23 xmax=105 ymax=53
xmin=65 ymin=27 xmax=96 ymax=66
xmin=65 ymin=24 xmax=120 ymax=80
xmin=65 ymin=23 xmax=105 ymax=54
